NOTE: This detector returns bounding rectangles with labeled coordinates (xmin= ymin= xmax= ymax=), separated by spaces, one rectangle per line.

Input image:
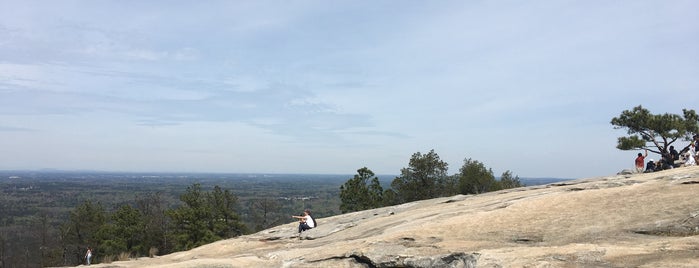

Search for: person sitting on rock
xmin=670 ymin=146 xmax=686 ymax=167
xmin=644 ymin=159 xmax=656 ymax=173
xmin=669 ymin=146 xmax=680 ymax=161
xmin=658 ymin=153 xmax=675 ymax=170
xmin=683 ymin=152 xmax=696 ymax=166
xmin=684 ymin=144 xmax=697 ymax=167
xmin=292 ymin=209 xmax=316 ymax=234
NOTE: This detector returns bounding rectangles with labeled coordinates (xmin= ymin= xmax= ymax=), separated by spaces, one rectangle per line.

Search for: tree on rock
xmin=499 ymin=170 xmax=524 ymax=189
xmin=339 ymin=167 xmax=384 ymax=213
xmin=457 ymin=158 xmax=498 ymax=194
xmin=611 ymin=105 xmax=698 ymax=157
xmin=61 ymin=201 xmax=107 ymax=265
xmin=458 ymin=160 xmax=523 ymax=194
xmin=391 ymin=150 xmax=453 ymax=203
xmin=167 ymin=184 xmax=246 ymax=251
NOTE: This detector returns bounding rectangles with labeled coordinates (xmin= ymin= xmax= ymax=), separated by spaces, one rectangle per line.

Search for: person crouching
xmin=291 ymin=209 xmax=316 ymax=234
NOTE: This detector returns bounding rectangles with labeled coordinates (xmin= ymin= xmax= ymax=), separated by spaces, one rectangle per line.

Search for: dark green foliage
xmin=391 ymin=150 xmax=450 ymax=203
xmin=134 ymin=193 xmax=171 ymax=256
xmin=499 ymin=170 xmax=524 ymax=189
xmin=91 ymin=194 xmax=172 ymax=259
xmin=167 ymin=184 xmax=246 ymax=251
xmin=113 ymin=205 xmax=142 ymax=250
xmin=442 ymin=175 xmax=459 ymax=197
xmin=339 ymin=167 xmax=384 ymax=213
xmin=207 ymin=185 xmax=246 ymax=238
xmin=97 ymin=204 xmax=142 ymax=257
xmin=457 ymin=160 xmax=524 ymax=195
xmin=458 ymin=158 xmax=498 ymax=194
xmin=381 ymin=189 xmax=399 ymax=206
xmin=61 ymin=201 xmax=106 ymax=265
xmin=368 ymin=176 xmax=384 ymax=207
xmin=611 ymin=105 xmax=699 ymax=155
xmin=167 ymin=183 xmax=215 ymax=251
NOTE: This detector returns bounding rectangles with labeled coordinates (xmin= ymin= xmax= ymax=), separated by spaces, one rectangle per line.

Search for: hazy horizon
xmin=0 ymin=169 xmax=573 ymax=180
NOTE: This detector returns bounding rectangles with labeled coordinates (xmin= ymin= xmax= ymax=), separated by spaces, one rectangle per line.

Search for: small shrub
xmin=102 ymin=255 xmax=115 ymax=264
xmin=118 ymin=252 xmax=131 ymax=261
xmin=149 ymin=247 xmax=159 ymax=258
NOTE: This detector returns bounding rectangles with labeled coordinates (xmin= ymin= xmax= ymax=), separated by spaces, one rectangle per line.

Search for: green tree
xmin=167 ymin=184 xmax=245 ymax=251
xmin=381 ymin=189 xmax=399 ymax=206
xmin=391 ymin=150 xmax=450 ymax=203
xmin=168 ymin=183 xmax=214 ymax=251
xmin=61 ymin=200 xmax=107 ymax=265
xmin=458 ymin=158 xmax=498 ymax=194
xmin=103 ymin=205 xmax=143 ymax=256
xmin=339 ymin=167 xmax=384 ymax=213
xmin=135 ymin=193 xmax=171 ymax=256
xmin=207 ymin=185 xmax=246 ymax=239
xmin=499 ymin=170 xmax=524 ymax=189
xmin=611 ymin=105 xmax=699 ymax=157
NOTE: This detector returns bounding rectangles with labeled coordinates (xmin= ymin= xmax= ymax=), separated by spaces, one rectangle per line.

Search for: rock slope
xmin=72 ymin=167 xmax=699 ymax=267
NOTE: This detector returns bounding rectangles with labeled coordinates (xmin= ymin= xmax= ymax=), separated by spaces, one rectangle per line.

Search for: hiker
xmin=684 ymin=144 xmax=697 ymax=166
xmin=291 ymin=209 xmax=316 ymax=233
xmin=85 ymin=247 xmax=92 ymax=265
xmin=655 ymin=153 xmax=673 ymax=170
xmin=669 ymin=146 xmax=680 ymax=161
xmin=644 ymin=159 xmax=656 ymax=173
xmin=635 ymin=149 xmax=648 ymax=173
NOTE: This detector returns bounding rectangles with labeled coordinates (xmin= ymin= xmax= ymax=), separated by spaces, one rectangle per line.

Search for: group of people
xmin=636 ymin=136 xmax=699 ymax=173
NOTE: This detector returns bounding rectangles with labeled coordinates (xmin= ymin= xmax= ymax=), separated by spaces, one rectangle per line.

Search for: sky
xmin=0 ymin=1 xmax=697 ymax=179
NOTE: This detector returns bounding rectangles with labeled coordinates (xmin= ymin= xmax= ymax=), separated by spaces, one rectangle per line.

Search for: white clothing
xmin=686 ymin=148 xmax=697 ymax=166
xmin=305 ymin=215 xmax=315 ymax=228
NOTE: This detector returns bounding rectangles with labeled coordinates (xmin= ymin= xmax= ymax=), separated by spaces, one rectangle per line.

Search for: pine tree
xmin=340 ymin=167 xmax=384 ymax=213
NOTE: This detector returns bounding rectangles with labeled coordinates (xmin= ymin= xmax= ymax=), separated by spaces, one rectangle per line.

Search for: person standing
xmin=85 ymin=247 xmax=92 ymax=265
xmin=686 ymin=142 xmax=698 ymax=166
xmin=635 ymin=149 xmax=648 ymax=173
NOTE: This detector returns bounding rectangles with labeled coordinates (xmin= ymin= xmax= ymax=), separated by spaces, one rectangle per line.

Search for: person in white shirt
xmin=292 ymin=209 xmax=316 ymax=233
xmin=85 ymin=247 xmax=92 ymax=265
xmin=684 ymin=144 xmax=697 ymax=166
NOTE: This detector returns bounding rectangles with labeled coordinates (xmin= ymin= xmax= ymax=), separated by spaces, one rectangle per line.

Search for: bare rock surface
xmin=67 ymin=167 xmax=699 ymax=267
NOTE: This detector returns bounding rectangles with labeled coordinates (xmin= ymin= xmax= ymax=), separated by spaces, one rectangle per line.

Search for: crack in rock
xmin=313 ymin=252 xmax=479 ymax=268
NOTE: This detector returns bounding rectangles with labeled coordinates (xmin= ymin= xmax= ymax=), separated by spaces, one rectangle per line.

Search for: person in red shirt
xmin=635 ymin=149 xmax=648 ymax=173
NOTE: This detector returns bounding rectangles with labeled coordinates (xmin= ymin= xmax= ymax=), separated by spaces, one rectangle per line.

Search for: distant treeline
xmin=0 ymin=159 xmax=566 ymax=267
xmin=0 ymin=172 xmax=345 ymax=267
xmin=339 ymin=150 xmax=536 ymax=213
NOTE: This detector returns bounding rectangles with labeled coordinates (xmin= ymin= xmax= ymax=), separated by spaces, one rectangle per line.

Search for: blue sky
xmin=1 ymin=1 xmax=697 ymax=178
